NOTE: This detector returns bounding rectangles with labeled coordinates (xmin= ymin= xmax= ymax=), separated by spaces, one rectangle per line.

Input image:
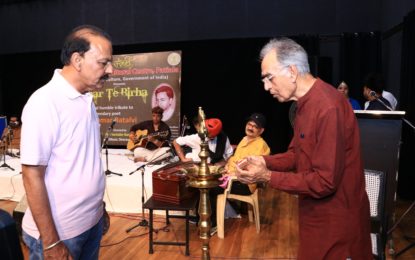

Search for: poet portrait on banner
xmin=152 ymin=83 xmax=176 ymax=122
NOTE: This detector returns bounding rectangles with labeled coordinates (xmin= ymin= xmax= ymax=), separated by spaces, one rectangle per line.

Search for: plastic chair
xmin=364 ymin=169 xmax=387 ymax=260
xmin=216 ymin=176 xmax=260 ymax=239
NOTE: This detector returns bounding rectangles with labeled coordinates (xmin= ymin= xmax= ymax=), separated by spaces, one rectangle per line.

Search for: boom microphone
xmin=183 ymin=115 xmax=190 ymax=129
xmin=369 ymin=91 xmax=394 ymax=111
xmin=8 ymin=126 xmax=13 ymax=140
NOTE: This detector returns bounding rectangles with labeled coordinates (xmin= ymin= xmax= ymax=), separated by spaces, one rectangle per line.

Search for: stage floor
xmin=0 ymin=149 xmax=171 ymax=213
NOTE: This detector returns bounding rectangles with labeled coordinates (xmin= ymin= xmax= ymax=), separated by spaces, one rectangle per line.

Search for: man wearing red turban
xmin=172 ymin=117 xmax=233 ymax=165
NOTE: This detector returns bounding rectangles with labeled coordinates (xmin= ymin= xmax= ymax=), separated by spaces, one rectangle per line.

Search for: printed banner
xmin=93 ymin=51 xmax=182 ymax=147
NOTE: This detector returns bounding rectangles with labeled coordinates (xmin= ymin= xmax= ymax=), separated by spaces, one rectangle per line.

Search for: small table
xmin=143 ymin=196 xmax=198 ymax=256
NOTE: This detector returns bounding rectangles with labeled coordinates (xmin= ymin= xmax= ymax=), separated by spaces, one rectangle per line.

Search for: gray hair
xmin=259 ymin=37 xmax=310 ymax=75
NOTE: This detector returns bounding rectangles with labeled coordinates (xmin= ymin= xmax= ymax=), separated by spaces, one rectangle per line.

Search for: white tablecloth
xmin=0 ymin=149 xmax=169 ymax=213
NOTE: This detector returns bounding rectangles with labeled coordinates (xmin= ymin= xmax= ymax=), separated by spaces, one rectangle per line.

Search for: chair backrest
xmin=364 ymin=169 xmax=386 ymax=220
xmin=364 ymin=169 xmax=387 ymax=259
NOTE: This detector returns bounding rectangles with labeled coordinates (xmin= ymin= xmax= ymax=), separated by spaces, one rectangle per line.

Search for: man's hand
xmin=235 ymin=156 xmax=271 ymax=184
xmin=22 ymin=164 xmax=72 ymax=260
xmin=181 ymin=157 xmax=192 ymax=162
xmin=43 ymin=242 xmax=73 ymax=260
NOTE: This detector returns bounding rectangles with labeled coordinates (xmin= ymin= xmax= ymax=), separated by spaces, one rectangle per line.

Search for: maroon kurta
xmin=265 ymin=78 xmax=372 ymax=260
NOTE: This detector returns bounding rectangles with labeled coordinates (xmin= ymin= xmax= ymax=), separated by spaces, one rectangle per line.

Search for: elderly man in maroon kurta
xmin=236 ymin=38 xmax=372 ymax=260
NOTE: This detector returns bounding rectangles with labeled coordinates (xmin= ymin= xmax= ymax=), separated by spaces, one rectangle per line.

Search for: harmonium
xmin=152 ymin=161 xmax=197 ymax=204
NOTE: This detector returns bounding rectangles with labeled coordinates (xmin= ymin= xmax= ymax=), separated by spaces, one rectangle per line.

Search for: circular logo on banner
xmin=167 ymin=52 xmax=181 ymax=66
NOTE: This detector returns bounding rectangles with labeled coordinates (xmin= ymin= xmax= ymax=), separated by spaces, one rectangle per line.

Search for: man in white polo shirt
xmin=21 ymin=25 xmax=113 ymax=260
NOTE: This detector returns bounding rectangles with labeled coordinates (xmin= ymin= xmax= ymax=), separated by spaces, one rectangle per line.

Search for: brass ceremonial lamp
xmin=182 ymin=107 xmax=223 ymax=260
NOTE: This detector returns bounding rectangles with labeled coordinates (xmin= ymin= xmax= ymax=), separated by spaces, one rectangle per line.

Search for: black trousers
xmin=209 ymin=181 xmax=251 ymax=227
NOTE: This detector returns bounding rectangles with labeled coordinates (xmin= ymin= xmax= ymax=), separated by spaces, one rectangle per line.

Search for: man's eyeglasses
xmin=261 ymin=66 xmax=289 ymax=84
xmin=261 ymin=74 xmax=275 ymax=84
xmin=247 ymin=122 xmax=259 ymax=129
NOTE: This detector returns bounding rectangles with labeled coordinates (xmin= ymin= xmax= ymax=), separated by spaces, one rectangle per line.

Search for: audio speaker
xmin=0 ymin=209 xmax=24 ymax=260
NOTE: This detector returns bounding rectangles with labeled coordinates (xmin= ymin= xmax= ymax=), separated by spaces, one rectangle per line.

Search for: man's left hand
xmin=235 ymin=156 xmax=271 ymax=184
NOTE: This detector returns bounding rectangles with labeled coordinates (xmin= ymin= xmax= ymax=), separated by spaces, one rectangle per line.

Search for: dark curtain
xmin=0 ymin=35 xmax=321 ymax=154
xmin=293 ymin=35 xmax=333 ymax=83
xmin=397 ymin=10 xmax=415 ymax=199
xmin=339 ymin=32 xmax=382 ymax=107
xmin=179 ymin=35 xmax=320 ymax=154
xmin=293 ymin=34 xmax=320 ymax=56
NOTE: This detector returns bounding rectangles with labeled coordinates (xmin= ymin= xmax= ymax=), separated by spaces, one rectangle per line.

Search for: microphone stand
xmin=374 ymin=95 xmax=415 ymax=257
xmin=6 ymin=126 xmax=18 ymax=158
xmin=374 ymin=96 xmax=394 ymax=112
xmin=373 ymin=94 xmax=415 ymax=131
xmin=126 ymin=150 xmax=172 ymax=233
xmin=0 ymin=129 xmax=14 ymax=171
xmin=180 ymin=115 xmax=188 ymax=137
xmin=102 ymin=123 xmax=122 ymax=177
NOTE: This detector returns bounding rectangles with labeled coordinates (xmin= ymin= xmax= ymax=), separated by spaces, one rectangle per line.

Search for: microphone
xmin=101 ymin=119 xmax=116 ymax=149
xmin=147 ymin=150 xmax=174 ymax=166
xmin=148 ymin=155 xmax=173 ymax=166
xmin=167 ymin=141 xmax=177 ymax=157
xmin=129 ymin=150 xmax=173 ymax=175
xmin=369 ymin=91 xmax=394 ymax=111
xmin=129 ymin=164 xmax=146 ymax=175
xmin=8 ymin=126 xmax=13 ymax=140
xmin=109 ymin=119 xmax=116 ymax=129
xmin=184 ymin=115 xmax=191 ymax=129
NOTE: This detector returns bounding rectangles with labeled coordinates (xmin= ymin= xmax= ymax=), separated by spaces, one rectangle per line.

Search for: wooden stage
xmin=1 ymin=184 xmax=415 ymax=259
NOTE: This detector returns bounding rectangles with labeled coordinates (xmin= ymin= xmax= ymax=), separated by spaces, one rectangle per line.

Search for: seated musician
xmin=172 ymin=117 xmax=233 ymax=165
xmin=1 ymin=116 xmax=21 ymax=152
xmin=209 ymin=113 xmax=270 ymax=235
xmin=8 ymin=117 xmax=21 ymax=151
xmin=128 ymin=106 xmax=172 ymax=162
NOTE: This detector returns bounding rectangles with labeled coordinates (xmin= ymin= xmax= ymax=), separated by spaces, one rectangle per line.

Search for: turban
xmin=205 ymin=118 xmax=222 ymax=138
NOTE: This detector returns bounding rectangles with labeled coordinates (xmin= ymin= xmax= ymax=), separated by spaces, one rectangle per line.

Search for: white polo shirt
xmin=21 ymin=69 xmax=105 ymax=240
